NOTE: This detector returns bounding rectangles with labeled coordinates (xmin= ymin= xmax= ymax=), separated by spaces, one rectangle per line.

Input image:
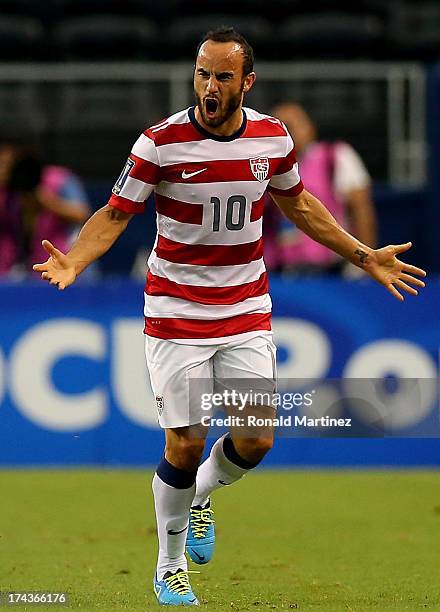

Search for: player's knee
xmin=234 ymin=436 xmax=273 ymax=464
xmin=249 ymin=436 xmax=273 ymax=459
xmin=183 ymin=437 xmax=206 ymax=463
xmin=167 ymin=437 xmax=205 ymax=470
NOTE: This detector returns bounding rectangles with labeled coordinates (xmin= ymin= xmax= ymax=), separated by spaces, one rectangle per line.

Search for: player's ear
xmin=243 ymin=72 xmax=256 ymax=93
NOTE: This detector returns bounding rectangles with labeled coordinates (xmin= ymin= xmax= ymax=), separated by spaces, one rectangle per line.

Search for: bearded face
xmin=194 ymin=85 xmax=244 ymax=128
xmin=193 ymin=40 xmax=254 ymax=131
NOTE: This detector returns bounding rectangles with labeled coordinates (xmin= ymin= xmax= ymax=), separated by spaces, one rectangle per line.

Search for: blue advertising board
xmin=0 ymin=277 xmax=439 ymax=466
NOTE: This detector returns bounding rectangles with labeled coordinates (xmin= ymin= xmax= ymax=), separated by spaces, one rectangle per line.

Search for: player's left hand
xmin=366 ymin=242 xmax=426 ymax=301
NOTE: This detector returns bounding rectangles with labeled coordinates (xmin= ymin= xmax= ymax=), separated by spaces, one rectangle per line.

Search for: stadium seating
xmin=53 ymin=16 xmax=159 ymax=60
xmin=53 ymin=0 xmax=173 ymax=23
xmin=0 ymin=0 xmax=45 ymax=18
xmin=278 ymin=79 xmax=387 ymax=179
xmin=171 ymin=0 xmax=270 ymax=18
xmin=0 ymin=0 xmax=437 ymax=62
xmin=0 ymin=16 xmax=45 ymax=60
xmin=165 ymin=15 xmax=273 ymax=58
xmin=54 ymin=82 xmax=164 ymax=130
xmin=0 ymin=82 xmax=46 ymax=137
xmin=51 ymin=80 xmax=166 ymax=178
xmin=390 ymin=2 xmax=440 ymax=59
xmin=277 ymin=12 xmax=385 ymax=59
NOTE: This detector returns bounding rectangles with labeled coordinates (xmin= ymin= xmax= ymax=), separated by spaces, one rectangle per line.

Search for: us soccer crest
xmin=156 ymin=395 xmax=164 ymax=416
xmin=249 ymin=157 xmax=269 ymax=182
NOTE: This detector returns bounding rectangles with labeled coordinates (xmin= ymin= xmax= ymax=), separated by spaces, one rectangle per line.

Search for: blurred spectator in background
xmin=265 ymin=103 xmax=377 ymax=276
xmin=0 ymin=140 xmax=90 ymax=278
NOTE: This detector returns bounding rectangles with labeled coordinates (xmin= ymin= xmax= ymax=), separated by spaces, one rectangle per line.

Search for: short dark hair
xmin=197 ymin=26 xmax=254 ymax=76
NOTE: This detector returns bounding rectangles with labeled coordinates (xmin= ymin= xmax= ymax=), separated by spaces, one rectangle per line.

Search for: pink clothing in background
xmin=279 ymin=142 xmax=344 ymax=267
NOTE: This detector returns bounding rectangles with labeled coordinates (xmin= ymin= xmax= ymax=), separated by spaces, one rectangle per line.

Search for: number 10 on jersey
xmin=211 ymin=195 xmax=247 ymax=231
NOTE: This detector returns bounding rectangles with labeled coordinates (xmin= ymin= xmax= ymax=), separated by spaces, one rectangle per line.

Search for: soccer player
xmin=34 ymin=27 xmax=426 ymax=606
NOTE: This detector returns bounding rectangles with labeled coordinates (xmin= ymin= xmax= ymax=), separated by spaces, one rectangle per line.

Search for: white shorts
xmin=145 ymin=332 xmax=277 ymax=429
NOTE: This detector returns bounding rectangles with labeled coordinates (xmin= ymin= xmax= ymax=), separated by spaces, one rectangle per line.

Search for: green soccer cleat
xmin=186 ymin=499 xmax=215 ymax=565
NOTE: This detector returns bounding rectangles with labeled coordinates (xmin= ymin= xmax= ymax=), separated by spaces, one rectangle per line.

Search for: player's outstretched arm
xmin=33 ymin=205 xmax=133 ymax=290
xmin=271 ymin=189 xmax=426 ymax=301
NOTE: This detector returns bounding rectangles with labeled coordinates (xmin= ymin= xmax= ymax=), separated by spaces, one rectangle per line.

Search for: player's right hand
xmin=33 ymin=240 xmax=77 ymax=290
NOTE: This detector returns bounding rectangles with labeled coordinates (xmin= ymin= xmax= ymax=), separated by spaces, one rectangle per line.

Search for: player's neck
xmin=194 ymin=106 xmax=244 ymax=137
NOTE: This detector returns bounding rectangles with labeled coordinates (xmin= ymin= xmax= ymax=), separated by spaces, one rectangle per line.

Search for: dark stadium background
xmin=1 ymin=0 xmax=438 ymax=273
xmin=0 ymin=3 xmax=440 ymax=609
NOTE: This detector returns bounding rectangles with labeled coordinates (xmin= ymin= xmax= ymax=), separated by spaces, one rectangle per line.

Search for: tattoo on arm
xmin=354 ymin=248 xmax=369 ymax=265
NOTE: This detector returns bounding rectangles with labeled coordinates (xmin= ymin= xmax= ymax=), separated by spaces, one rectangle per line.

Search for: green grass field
xmin=0 ymin=470 xmax=439 ymax=611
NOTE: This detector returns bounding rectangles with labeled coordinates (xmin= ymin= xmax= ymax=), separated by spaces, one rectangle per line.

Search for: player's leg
xmin=194 ymin=332 xmax=276 ymax=502
xmin=227 ymin=402 xmax=275 ymax=467
xmin=153 ymin=425 xmax=206 ymax=578
xmin=152 ymin=424 xmax=206 ymax=605
xmin=191 ymin=430 xmax=265 ymax=508
xmin=191 ymin=405 xmax=275 ymax=508
xmin=186 ymin=426 xmax=271 ymax=565
xmin=146 ymin=336 xmax=215 ymax=604
xmin=187 ymin=333 xmax=276 ymax=565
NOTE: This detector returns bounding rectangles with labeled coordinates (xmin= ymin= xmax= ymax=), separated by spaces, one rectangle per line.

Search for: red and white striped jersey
xmin=108 ymin=106 xmax=303 ymax=343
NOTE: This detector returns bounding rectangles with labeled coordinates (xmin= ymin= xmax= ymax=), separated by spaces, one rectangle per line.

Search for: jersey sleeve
xmin=267 ymin=130 xmax=304 ymax=198
xmin=108 ymin=132 xmax=160 ymax=214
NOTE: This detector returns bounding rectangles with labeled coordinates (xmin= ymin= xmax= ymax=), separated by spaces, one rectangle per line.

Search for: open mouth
xmin=204 ymin=97 xmax=219 ymax=118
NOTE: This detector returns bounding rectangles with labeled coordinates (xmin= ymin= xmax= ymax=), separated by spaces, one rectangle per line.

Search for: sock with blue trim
xmin=192 ymin=434 xmax=259 ymax=507
xmin=152 ymin=457 xmax=197 ymax=580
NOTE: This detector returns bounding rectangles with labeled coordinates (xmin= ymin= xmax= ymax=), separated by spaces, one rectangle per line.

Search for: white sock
xmin=192 ymin=434 xmax=251 ymax=507
xmin=152 ymin=473 xmax=195 ymax=580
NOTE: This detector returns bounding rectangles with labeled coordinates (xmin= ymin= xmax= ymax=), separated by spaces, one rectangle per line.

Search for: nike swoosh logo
xmin=218 ymin=479 xmax=231 ymax=485
xmin=189 ymin=598 xmax=197 ymax=603
xmin=181 ymin=168 xmax=207 ymax=179
xmin=192 ymin=550 xmax=205 ymax=561
xmin=168 ymin=524 xmax=189 ymax=535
